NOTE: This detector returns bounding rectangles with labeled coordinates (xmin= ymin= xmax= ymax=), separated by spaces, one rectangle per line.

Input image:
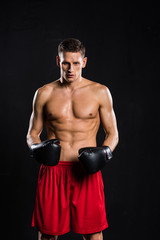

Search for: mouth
xmin=66 ymin=74 xmax=74 ymax=78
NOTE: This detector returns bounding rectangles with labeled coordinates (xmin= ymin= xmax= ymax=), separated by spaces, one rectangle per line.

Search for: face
xmin=57 ymin=51 xmax=87 ymax=83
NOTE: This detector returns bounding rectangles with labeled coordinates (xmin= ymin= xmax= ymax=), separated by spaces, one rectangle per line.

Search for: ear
xmin=56 ymin=56 xmax=60 ymax=67
xmin=82 ymin=57 xmax=87 ymax=68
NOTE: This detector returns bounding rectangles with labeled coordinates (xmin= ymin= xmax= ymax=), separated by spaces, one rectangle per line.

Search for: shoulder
xmin=82 ymin=78 xmax=105 ymax=91
xmin=85 ymin=79 xmax=111 ymax=99
xmin=33 ymin=80 xmax=58 ymax=104
xmin=97 ymin=84 xmax=112 ymax=100
xmin=37 ymin=79 xmax=60 ymax=95
xmin=91 ymin=82 xmax=113 ymax=107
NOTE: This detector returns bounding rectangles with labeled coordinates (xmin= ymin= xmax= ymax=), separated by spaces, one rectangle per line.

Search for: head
xmin=57 ymin=38 xmax=87 ymax=83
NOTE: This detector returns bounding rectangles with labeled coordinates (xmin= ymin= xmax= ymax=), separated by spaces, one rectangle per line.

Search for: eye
xmin=74 ymin=62 xmax=79 ymax=65
xmin=62 ymin=62 xmax=68 ymax=65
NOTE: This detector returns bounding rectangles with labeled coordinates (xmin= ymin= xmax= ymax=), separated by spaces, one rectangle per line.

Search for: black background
xmin=0 ymin=2 xmax=159 ymax=240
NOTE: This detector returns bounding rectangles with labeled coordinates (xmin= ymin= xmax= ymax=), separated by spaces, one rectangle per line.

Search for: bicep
xmin=100 ymin=107 xmax=117 ymax=136
xmin=99 ymin=87 xmax=118 ymax=135
xmin=28 ymin=90 xmax=44 ymax=136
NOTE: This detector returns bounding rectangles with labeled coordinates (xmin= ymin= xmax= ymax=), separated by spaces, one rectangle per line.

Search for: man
xmin=27 ymin=38 xmax=119 ymax=240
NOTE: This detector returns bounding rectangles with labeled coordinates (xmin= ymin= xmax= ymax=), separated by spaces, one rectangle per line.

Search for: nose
xmin=68 ymin=63 xmax=73 ymax=72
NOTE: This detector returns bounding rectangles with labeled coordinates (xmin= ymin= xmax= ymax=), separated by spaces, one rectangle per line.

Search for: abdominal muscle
xmin=45 ymin=118 xmax=100 ymax=162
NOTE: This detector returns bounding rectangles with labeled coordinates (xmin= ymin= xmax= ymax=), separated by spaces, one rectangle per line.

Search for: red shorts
xmin=32 ymin=161 xmax=108 ymax=235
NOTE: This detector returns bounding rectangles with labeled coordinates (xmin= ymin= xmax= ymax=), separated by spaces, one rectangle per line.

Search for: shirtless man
xmin=27 ymin=38 xmax=119 ymax=240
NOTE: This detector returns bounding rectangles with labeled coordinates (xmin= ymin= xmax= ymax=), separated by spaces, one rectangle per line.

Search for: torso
xmin=43 ymin=78 xmax=101 ymax=162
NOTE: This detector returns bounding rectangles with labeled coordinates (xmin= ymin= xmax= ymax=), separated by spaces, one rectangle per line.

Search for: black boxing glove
xmin=30 ymin=139 xmax=61 ymax=166
xmin=78 ymin=146 xmax=113 ymax=174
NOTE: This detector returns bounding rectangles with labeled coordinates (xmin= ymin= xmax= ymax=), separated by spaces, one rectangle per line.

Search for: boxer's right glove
xmin=30 ymin=139 xmax=61 ymax=166
xmin=78 ymin=146 xmax=113 ymax=174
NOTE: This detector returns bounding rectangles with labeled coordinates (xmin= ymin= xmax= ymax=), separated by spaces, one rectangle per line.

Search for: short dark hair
xmin=58 ymin=38 xmax=85 ymax=57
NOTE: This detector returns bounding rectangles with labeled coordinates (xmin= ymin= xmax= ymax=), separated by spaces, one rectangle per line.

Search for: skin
xmin=27 ymin=51 xmax=119 ymax=240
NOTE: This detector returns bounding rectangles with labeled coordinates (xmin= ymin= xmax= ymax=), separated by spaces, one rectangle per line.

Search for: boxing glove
xmin=78 ymin=146 xmax=113 ymax=174
xmin=30 ymin=139 xmax=61 ymax=166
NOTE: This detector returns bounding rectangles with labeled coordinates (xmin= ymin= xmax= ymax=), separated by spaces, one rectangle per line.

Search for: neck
xmin=59 ymin=76 xmax=83 ymax=91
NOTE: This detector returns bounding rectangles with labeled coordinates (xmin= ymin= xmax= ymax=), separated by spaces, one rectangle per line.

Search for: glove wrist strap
xmin=103 ymin=146 xmax=113 ymax=160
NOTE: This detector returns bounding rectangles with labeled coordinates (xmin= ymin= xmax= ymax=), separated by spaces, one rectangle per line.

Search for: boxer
xmin=27 ymin=38 xmax=119 ymax=240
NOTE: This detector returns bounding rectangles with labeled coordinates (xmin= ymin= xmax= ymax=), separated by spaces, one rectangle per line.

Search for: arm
xmin=78 ymin=86 xmax=118 ymax=173
xmin=26 ymin=88 xmax=47 ymax=147
xmin=26 ymin=87 xmax=61 ymax=165
xmin=99 ymin=86 xmax=119 ymax=152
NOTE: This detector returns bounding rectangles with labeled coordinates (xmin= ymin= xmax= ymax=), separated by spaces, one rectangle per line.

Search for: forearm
xmin=102 ymin=131 xmax=119 ymax=152
xmin=26 ymin=132 xmax=41 ymax=148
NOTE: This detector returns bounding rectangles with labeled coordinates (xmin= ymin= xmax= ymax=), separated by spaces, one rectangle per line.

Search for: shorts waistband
xmin=58 ymin=160 xmax=80 ymax=166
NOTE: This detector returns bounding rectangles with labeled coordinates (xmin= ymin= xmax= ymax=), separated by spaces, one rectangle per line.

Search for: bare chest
xmin=44 ymin=91 xmax=99 ymax=121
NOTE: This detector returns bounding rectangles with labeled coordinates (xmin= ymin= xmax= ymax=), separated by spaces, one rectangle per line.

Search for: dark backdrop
xmin=0 ymin=2 xmax=159 ymax=240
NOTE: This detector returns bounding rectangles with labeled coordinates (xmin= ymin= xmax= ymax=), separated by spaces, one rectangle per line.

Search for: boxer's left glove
xmin=78 ymin=146 xmax=113 ymax=174
xmin=30 ymin=139 xmax=61 ymax=166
